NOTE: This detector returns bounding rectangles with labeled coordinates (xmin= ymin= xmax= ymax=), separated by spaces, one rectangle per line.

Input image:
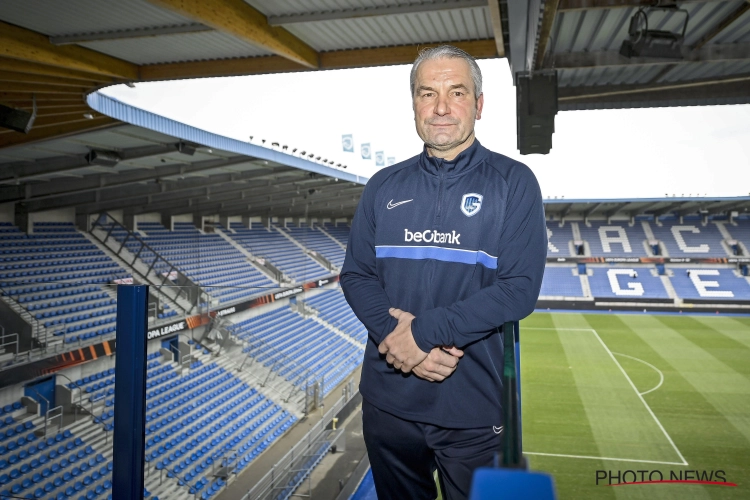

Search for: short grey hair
xmin=410 ymin=45 xmax=483 ymax=99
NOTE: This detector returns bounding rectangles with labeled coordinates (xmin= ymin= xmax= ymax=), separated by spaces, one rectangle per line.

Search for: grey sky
xmin=103 ymin=58 xmax=750 ymax=199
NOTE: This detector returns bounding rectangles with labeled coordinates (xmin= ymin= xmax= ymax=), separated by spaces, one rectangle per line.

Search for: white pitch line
xmin=612 ymin=352 xmax=665 ymax=396
xmin=591 ymin=328 xmax=688 ymax=466
xmin=525 ymin=451 xmax=686 ymax=466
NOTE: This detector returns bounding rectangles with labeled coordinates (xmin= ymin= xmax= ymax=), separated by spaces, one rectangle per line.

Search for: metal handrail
xmin=0 ymin=330 xmax=19 ymax=363
xmin=90 ymin=213 xmax=194 ymax=313
xmin=242 ymin=391 xmax=353 ymax=500
xmin=0 ymin=282 xmax=50 ymax=349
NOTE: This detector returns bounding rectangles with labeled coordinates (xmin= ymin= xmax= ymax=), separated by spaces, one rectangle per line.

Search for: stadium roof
xmin=1 ymin=0 xmax=749 ymax=221
xmin=2 ymin=89 xmax=748 ymax=222
xmin=1 ymin=94 xmax=365 ymax=220
xmin=532 ymin=0 xmax=750 ymax=111
xmin=544 ymin=196 xmax=750 ymax=218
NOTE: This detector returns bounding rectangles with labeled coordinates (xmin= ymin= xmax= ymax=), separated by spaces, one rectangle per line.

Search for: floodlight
xmin=85 ymin=149 xmax=120 ymax=167
xmin=620 ymin=6 xmax=688 ymax=59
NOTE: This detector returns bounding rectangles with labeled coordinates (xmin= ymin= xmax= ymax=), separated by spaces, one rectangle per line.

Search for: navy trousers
xmin=362 ymin=398 xmax=503 ymax=500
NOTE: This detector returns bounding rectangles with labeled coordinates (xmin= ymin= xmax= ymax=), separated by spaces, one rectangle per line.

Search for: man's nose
xmin=434 ymin=93 xmax=450 ymax=115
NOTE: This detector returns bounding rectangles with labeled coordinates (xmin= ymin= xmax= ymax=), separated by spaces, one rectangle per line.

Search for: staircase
xmin=86 ymin=214 xmax=197 ymax=313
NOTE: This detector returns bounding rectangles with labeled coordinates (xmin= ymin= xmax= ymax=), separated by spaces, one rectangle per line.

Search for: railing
xmin=0 ymin=282 xmax=52 ymax=351
xmin=29 ymin=389 xmax=64 ymax=438
xmin=241 ymin=390 xmax=355 ymax=500
xmin=90 ymin=212 xmax=197 ymax=313
xmin=236 ymin=333 xmax=314 ymax=407
xmin=0 ymin=327 xmax=19 ymax=363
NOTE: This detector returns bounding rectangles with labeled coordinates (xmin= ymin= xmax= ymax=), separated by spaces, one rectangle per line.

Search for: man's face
xmin=413 ymin=57 xmax=483 ymax=157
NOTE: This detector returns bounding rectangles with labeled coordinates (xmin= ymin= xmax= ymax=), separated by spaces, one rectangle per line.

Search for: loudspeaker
xmin=0 ymin=103 xmax=36 ymax=133
xmin=516 ymin=71 xmax=558 ymax=155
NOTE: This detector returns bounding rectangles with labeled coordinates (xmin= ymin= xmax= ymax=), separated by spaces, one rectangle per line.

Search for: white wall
xmin=28 ymin=207 xmax=76 ymax=225
xmin=0 ymin=203 xmax=13 ymax=224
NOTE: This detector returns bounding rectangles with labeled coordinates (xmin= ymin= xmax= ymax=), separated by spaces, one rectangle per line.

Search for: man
xmin=340 ymin=45 xmax=547 ymax=499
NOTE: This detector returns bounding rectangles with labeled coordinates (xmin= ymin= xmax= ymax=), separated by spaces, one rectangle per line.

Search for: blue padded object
xmin=469 ymin=468 xmax=556 ymax=500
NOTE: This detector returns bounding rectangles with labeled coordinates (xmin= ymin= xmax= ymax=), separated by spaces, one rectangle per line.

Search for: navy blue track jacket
xmin=340 ymin=140 xmax=547 ymax=428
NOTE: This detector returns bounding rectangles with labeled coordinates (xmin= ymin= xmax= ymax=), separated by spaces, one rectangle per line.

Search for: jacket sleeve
xmin=410 ymin=165 xmax=547 ymax=351
xmin=340 ymin=177 xmax=398 ymax=345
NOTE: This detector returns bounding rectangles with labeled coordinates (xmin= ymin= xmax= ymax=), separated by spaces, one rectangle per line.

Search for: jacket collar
xmin=419 ymin=138 xmax=485 ymax=177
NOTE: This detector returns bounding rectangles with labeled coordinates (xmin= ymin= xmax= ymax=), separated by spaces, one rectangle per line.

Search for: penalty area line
xmin=524 ymin=452 xmax=687 ymax=467
xmin=591 ymin=328 xmax=689 ymax=466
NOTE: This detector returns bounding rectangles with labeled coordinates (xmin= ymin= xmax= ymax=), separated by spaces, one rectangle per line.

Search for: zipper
xmin=434 ymin=159 xmax=445 ymax=228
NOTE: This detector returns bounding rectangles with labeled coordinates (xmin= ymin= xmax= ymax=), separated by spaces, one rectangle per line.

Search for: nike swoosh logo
xmin=493 ymin=426 xmax=504 ymax=435
xmin=387 ymin=199 xmax=413 ymax=210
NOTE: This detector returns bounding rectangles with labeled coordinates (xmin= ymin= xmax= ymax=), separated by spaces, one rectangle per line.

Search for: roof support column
xmin=161 ymin=213 xmax=172 ymax=231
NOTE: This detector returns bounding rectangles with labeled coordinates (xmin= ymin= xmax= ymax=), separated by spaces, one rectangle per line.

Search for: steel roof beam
xmin=0 ymin=21 xmax=138 ymax=80
xmin=559 ymin=72 xmax=750 ymax=100
xmin=548 ymin=42 xmax=750 ymax=69
xmin=205 ymin=186 xmax=364 ymax=217
xmin=267 ymin=0 xmax=487 ymax=25
xmin=558 ymin=0 xmax=724 ymax=11
xmin=0 ymin=116 xmax=118 ymax=149
xmin=72 ymin=176 xmax=294 ymax=215
xmin=652 ymin=202 xmax=683 ymax=217
xmin=140 ymin=39 xmax=499 ymax=81
xmin=693 ymin=3 xmax=750 ymax=51
xmin=54 ymin=170 xmax=311 ymax=214
xmin=3 ymin=155 xmax=267 ymax=205
xmin=535 ymin=0 xmax=561 ymax=70
xmin=56 ymin=168 xmax=303 ymax=215
xmin=487 ymin=0 xmax=508 ymax=58
xmin=145 ymin=0 xmax=318 ymax=68
xmin=148 ymin=181 xmax=357 ymax=217
xmin=0 ymin=142 xmax=181 ymax=185
xmin=583 ymin=203 xmax=604 ymax=219
xmin=49 ymin=24 xmax=212 ymax=45
xmin=605 ymin=202 xmax=631 ymax=218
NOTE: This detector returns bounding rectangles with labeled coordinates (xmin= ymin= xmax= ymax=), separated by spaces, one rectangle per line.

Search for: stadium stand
xmin=282 ymin=224 xmax=345 ymax=269
xmin=545 ymin=221 xmax=573 ymax=256
xmin=304 ymin=289 xmax=368 ymax=344
xmin=0 ymin=222 xmax=127 ymax=346
xmin=650 ymin=219 xmax=729 ymax=257
xmin=539 ymin=267 xmax=584 ymax=297
xmin=726 ymin=217 xmax=750 ymax=254
xmin=588 ymin=266 xmax=670 ymax=299
xmin=105 ymin=221 xmax=276 ymax=305
xmin=228 ymin=301 xmax=364 ymax=397
xmin=579 ymin=221 xmax=650 ymax=257
xmin=668 ymin=268 xmax=750 ymax=300
xmin=320 ymin=223 xmax=350 ymax=248
xmin=54 ymin=345 xmax=298 ymax=500
xmin=224 ymin=223 xmax=330 ymax=283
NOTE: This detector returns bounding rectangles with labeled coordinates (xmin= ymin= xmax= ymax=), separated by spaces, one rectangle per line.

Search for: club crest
xmin=461 ymin=193 xmax=483 ymax=217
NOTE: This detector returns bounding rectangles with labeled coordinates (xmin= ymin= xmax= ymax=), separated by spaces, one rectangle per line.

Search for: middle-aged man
xmin=340 ymin=45 xmax=547 ymax=499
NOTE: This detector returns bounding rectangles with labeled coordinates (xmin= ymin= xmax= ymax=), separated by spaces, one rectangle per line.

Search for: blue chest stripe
xmin=375 ymin=245 xmax=498 ymax=270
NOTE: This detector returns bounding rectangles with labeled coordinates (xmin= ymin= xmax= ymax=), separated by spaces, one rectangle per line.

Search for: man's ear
xmin=476 ymin=93 xmax=484 ymax=120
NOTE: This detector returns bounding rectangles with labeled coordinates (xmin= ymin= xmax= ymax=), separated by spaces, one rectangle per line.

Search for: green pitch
xmin=520 ymin=312 xmax=750 ymax=499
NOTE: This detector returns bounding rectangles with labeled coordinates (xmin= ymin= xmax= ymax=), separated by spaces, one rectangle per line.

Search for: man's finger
xmin=378 ymin=342 xmax=388 ymax=355
xmin=442 ymin=346 xmax=464 ymax=358
xmin=433 ymin=350 xmax=458 ymax=369
xmin=389 ymin=308 xmax=403 ymax=318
